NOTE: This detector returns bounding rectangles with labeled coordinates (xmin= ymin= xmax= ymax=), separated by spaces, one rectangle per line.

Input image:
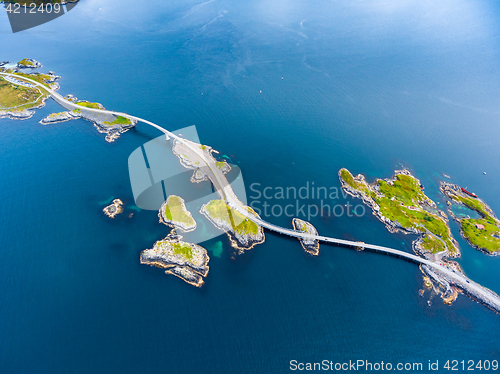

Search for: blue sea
xmin=1 ymin=0 xmax=500 ymax=373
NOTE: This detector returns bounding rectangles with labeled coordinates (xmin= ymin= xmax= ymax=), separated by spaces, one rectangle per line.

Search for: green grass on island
xmin=421 ymin=234 xmax=446 ymax=254
xmin=340 ymin=168 xmax=375 ymax=198
xmin=17 ymin=58 xmax=35 ymax=67
xmin=452 ymin=194 xmax=496 ymax=225
xmin=460 ymin=219 xmax=500 ymax=253
xmin=171 ymin=242 xmax=193 ymax=261
xmin=340 ymin=169 xmax=357 ymax=189
xmin=163 ymin=196 xmax=195 ymax=227
xmin=0 ymin=76 xmax=47 ymax=110
xmin=156 ymin=240 xmax=194 ymax=261
xmin=446 ymin=189 xmax=500 ymax=253
xmin=12 ymin=72 xmax=53 ymax=89
xmin=204 ymin=200 xmax=260 ymax=236
xmin=215 ymin=161 xmax=227 ymax=170
xmin=377 ymin=175 xmax=429 ymax=207
xmin=76 ymin=101 xmax=101 ymax=109
xmin=340 ymin=168 xmax=457 ymax=254
xmin=294 ymin=219 xmax=311 ymax=233
xmin=103 ymin=116 xmax=131 ymax=126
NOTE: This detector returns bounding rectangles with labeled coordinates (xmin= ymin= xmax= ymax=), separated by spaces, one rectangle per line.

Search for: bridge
xmin=3 ymin=71 xmax=500 ymax=313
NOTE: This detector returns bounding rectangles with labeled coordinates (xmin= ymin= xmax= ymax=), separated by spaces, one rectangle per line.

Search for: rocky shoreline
xmin=44 ymin=99 xmax=136 ymax=142
xmin=140 ymin=231 xmax=210 ymax=287
xmin=165 ymin=266 xmax=205 ymax=287
xmin=0 ymin=103 xmax=44 ymax=120
xmin=440 ymin=181 xmax=500 ymax=256
xmin=420 ymin=263 xmax=500 ymax=314
xmin=292 ymin=218 xmax=320 ymax=256
xmin=40 ymin=110 xmax=80 ymax=124
xmin=419 ymin=264 xmax=459 ymax=306
xmin=339 ymin=168 xmax=459 ymax=259
xmin=17 ymin=58 xmax=42 ymax=69
xmin=103 ymin=199 xmax=123 ymax=218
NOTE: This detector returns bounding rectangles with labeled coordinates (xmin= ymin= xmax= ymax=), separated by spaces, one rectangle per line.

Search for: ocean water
xmin=1 ymin=0 xmax=500 ymax=373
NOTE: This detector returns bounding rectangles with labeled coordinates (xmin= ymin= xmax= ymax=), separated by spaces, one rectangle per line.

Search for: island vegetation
xmin=0 ymin=75 xmax=52 ymax=119
xmin=17 ymin=58 xmax=41 ymax=68
xmin=441 ymin=182 xmax=500 ymax=255
xmin=339 ymin=168 xmax=459 ymax=257
xmin=103 ymin=116 xmax=131 ymax=126
xmin=12 ymin=72 xmax=58 ymax=89
xmin=0 ymin=76 xmax=46 ymax=108
xmin=201 ymin=199 xmax=264 ymax=252
xmin=3 ymin=57 xmax=500 ymax=311
xmin=76 ymin=101 xmax=102 ymax=109
xmin=0 ymin=60 xmax=61 ymax=121
xmin=159 ymin=195 xmax=196 ymax=232
xmin=215 ymin=161 xmax=230 ymax=172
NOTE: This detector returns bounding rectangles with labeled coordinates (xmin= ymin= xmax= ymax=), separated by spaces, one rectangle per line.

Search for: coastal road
xmin=4 ymin=71 xmax=500 ymax=313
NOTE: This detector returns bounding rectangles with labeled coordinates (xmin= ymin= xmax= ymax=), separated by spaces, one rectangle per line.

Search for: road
xmin=3 ymin=71 xmax=500 ymax=312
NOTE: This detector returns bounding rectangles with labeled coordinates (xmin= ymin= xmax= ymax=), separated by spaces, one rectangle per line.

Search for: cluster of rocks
xmin=420 ymin=263 xmax=500 ymax=314
xmin=103 ymin=199 xmax=124 ymax=218
xmin=17 ymin=58 xmax=42 ymax=69
xmin=140 ymin=231 xmax=210 ymax=287
xmin=40 ymin=110 xmax=80 ymax=124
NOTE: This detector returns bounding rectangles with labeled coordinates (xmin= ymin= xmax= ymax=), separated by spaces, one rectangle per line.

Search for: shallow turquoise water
xmin=1 ymin=1 xmax=500 ymax=373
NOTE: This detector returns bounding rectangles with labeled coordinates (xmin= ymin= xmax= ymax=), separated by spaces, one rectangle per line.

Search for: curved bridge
xmin=3 ymin=71 xmax=500 ymax=313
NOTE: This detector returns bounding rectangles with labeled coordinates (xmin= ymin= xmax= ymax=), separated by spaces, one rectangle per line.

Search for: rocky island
xmin=170 ymin=137 xmax=265 ymax=252
xmin=339 ymin=168 xmax=459 ymax=258
xmin=103 ymin=199 xmax=124 ymax=218
xmin=140 ymin=231 xmax=210 ymax=287
xmin=292 ymin=218 xmax=320 ymax=256
xmin=159 ymin=195 xmax=196 ymax=232
xmin=42 ymin=100 xmax=136 ymax=142
xmin=17 ymin=58 xmax=42 ymax=69
xmin=201 ymin=200 xmax=265 ymax=253
xmin=40 ymin=110 xmax=80 ymax=124
xmin=440 ymin=182 xmax=500 ymax=255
